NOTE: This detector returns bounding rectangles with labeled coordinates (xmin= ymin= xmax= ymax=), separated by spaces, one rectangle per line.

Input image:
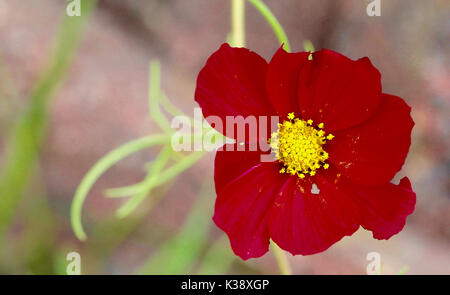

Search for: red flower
xmin=195 ymin=43 xmax=416 ymax=260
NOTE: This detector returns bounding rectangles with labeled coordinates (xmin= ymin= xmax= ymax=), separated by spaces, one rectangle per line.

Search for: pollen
xmin=270 ymin=114 xmax=334 ymax=178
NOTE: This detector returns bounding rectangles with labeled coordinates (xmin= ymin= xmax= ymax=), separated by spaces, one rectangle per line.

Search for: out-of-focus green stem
xmin=230 ymin=1 xmax=293 ymax=275
xmin=71 ymin=134 xmax=169 ymax=241
xmin=397 ymin=266 xmax=409 ymax=275
xmin=231 ymin=0 xmax=246 ymax=47
xmin=115 ymin=145 xmax=172 ymax=219
xmin=0 ymin=0 xmax=96 ymax=236
xmin=105 ymin=130 xmax=220 ymax=198
xmin=271 ymin=240 xmax=292 ymax=275
xmin=160 ymin=92 xmax=186 ymax=117
xmin=196 ymin=235 xmax=236 ymax=274
xmin=149 ymin=60 xmax=171 ymax=133
xmin=137 ymin=181 xmax=213 ymax=275
xmin=248 ymin=0 xmax=291 ymax=52
xmin=303 ymin=40 xmax=315 ymax=53
xmin=115 ymin=151 xmax=205 ymax=218
xmin=303 ymin=40 xmax=315 ymax=60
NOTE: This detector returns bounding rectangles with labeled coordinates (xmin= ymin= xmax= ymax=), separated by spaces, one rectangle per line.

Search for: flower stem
xmin=149 ymin=60 xmax=172 ymax=133
xmin=115 ymin=151 xmax=205 ymax=219
xmin=70 ymin=134 xmax=169 ymax=241
xmin=231 ymin=0 xmax=245 ymax=47
xmin=231 ymin=0 xmax=291 ymax=274
xmin=248 ymin=0 xmax=291 ymax=52
xmin=271 ymin=240 xmax=292 ymax=275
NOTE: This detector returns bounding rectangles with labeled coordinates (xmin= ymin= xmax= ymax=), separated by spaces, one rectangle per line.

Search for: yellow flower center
xmin=270 ymin=112 xmax=334 ymax=178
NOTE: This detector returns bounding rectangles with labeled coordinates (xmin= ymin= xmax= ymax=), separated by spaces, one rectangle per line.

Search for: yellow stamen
xmin=271 ymin=113 xmax=334 ymax=179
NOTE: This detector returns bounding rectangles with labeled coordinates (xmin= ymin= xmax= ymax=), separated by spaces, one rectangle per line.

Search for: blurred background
xmin=0 ymin=0 xmax=448 ymax=274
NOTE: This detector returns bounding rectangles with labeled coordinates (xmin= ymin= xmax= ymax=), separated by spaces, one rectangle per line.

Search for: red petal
xmin=297 ymin=49 xmax=382 ymax=131
xmin=213 ymin=162 xmax=287 ymax=260
xmin=266 ymin=47 xmax=310 ymax=119
xmin=214 ymin=143 xmax=266 ymax=193
xmin=327 ymin=94 xmax=414 ymax=186
xmin=269 ymin=173 xmax=360 ymax=256
xmin=338 ymin=176 xmax=416 ymax=240
xmin=195 ymin=43 xmax=275 ymax=140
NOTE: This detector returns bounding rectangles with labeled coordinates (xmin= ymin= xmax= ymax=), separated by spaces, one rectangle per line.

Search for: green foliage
xmin=0 ymin=0 xmax=96 ymax=237
xmin=71 ymin=134 xmax=170 ymax=241
xmin=0 ymin=0 xmax=301 ymax=274
xmin=137 ymin=183 xmax=213 ymax=275
xmin=68 ymin=0 xmax=297 ymax=274
xmin=70 ymin=58 xmax=209 ymax=241
xmin=196 ymin=235 xmax=236 ymax=275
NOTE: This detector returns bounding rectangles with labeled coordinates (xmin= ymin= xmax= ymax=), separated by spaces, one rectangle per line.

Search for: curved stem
xmin=115 ymin=151 xmax=205 ymax=218
xmin=149 ymin=60 xmax=171 ymax=133
xmin=105 ymin=132 xmax=215 ymax=198
xmin=248 ymin=0 xmax=291 ymax=52
xmin=70 ymin=134 xmax=169 ymax=241
xmin=270 ymin=240 xmax=292 ymax=275
xmin=231 ymin=0 xmax=246 ymax=47
xmin=114 ymin=145 xmax=172 ymax=219
xmin=160 ymin=91 xmax=186 ymax=117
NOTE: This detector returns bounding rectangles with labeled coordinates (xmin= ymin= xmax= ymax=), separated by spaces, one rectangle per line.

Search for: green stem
xmin=248 ymin=0 xmax=291 ymax=52
xmin=303 ymin=40 xmax=315 ymax=60
xmin=115 ymin=145 xmax=172 ymax=219
xmin=160 ymin=91 xmax=186 ymax=117
xmin=270 ymin=240 xmax=292 ymax=275
xmin=70 ymin=134 xmax=169 ymax=241
xmin=149 ymin=60 xmax=171 ymax=133
xmin=231 ymin=0 xmax=246 ymax=47
xmin=115 ymin=151 xmax=205 ymax=218
xmin=105 ymin=130 xmax=219 ymax=198
xmin=0 ymin=0 xmax=96 ymax=236
xmin=230 ymin=0 xmax=292 ymax=274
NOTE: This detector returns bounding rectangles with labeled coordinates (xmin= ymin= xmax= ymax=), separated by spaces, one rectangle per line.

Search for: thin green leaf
xmin=70 ymin=134 xmax=169 ymax=241
xmin=115 ymin=151 xmax=205 ymax=218
xmin=114 ymin=145 xmax=172 ymax=218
